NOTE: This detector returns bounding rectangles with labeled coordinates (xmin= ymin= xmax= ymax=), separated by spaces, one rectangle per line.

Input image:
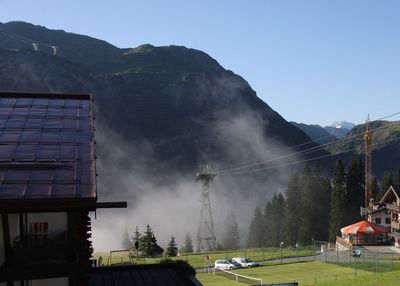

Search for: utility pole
xmin=364 ymin=115 xmax=372 ymax=220
xmin=195 ymin=165 xmax=217 ymax=252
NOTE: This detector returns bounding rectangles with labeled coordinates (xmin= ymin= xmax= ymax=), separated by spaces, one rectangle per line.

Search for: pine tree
xmin=297 ymin=165 xmax=313 ymax=244
xmin=247 ymin=206 xmax=263 ymax=247
xmin=182 ymin=233 xmax=193 ymax=253
xmin=139 ymin=224 xmax=160 ymax=258
xmin=133 ymin=226 xmax=141 ymax=253
xmin=328 ymin=160 xmax=346 ymax=242
xmin=284 ymin=173 xmax=301 ymax=246
xmin=345 ymin=156 xmax=364 ymax=224
xmin=166 ymin=236 xmax=178 ymax=257
xmin=394 ymin=168 xmax=400 ymax=187
xmin=309 ymin=166 xmax=331 ymax=241
xmin=378 ymin=171 xmax=393 ymax=200
xmin=221 ymin=211 xmax=240 ymax=250
xmin=121 ymin=229 xmax=132 ymax=250
xmin=371 ymin=176 xmax=379 ymax=202
xmin=264 ymin=193 xmax=286 ymax=246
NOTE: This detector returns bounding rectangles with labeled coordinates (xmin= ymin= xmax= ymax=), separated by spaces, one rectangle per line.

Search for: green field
xmin=317 ymin=270 xmax=400 ymax=286
xmin=93 ymin=246 xmax=314 ymax=268
xmin=197 ymin=261 xmax=373 ymax=286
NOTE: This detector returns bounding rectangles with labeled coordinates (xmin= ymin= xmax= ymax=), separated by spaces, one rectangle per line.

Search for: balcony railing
xmin=387 ymin=203 xmax=400 ymax=213
xmin=10 ymin=232 xmax=73 ymax=265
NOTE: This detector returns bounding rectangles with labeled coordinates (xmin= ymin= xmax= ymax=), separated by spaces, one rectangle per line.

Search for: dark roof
xmin=392 ymin=185 xmax=400 ymax=197
xmin=380 ymin=185 xmax=400 ymax=204
xmin=0 ymin=92 xmax=96 ymax=200
xmin=90 ymin=263 xmax=199 ymax=286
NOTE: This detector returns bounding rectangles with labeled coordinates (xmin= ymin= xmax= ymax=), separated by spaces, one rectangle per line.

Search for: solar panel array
xmin=0 ymin=94 xmax=96 ymax=199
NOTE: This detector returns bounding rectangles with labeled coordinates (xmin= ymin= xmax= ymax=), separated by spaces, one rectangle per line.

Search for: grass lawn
xmin=317 ymin=271 xmax=400 ymax=286
xmin=197 ymin=261 xmax=373 ymax=286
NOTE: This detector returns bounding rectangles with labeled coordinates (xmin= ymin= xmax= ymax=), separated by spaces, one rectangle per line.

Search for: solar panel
xmin=0 ymin=92 xmax=96 ymax=199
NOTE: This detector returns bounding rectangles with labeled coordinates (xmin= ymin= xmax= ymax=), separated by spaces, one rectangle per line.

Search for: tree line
xmin=121 ymin=225 xmax=194 ymax=257
xmin=247 ymin=156 xmax=400 ymax=247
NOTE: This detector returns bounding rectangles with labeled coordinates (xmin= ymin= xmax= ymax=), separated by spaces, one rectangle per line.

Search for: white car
xmin=214 ymin=259 xmax=239 ymax=270
xmin=232 ymin=257 xmax=260 ymax=268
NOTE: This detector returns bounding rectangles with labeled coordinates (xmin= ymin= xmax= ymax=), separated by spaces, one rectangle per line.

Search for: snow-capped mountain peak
xmin=330 ymin=121 xmax=355 ymax=130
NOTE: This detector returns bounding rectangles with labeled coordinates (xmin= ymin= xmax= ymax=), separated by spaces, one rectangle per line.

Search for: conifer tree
xmin=394 ymin=168 xmax=400 ymax=187
xmin=309 ymin=166 xmax=331 ymax=241
xmin=371 ymin=176 xmax=379 ymax=202
xmin=133 ymin=226 xmax=141 ymax=248
xmin=247 ymin=206 xmax=263 ymax=247
xmin=264 ymin=193 xmax=286 ymax=246
xmin=329 ymin=160 xmax=346 ymax=242
xmin=298 ymin=165 xmax=313 ymax=244
xmin=284 ymin=173 xmax=301 ymax=246
xmin=139 ymin=224 xmax=160 ymax=257
xmin=166 ymin=236 xmax=178 ymax=257
xmin=182 ymin=233 xmax=193 ymax=253
xmin=345 ymin=156 xmax=364 ymax=224
xmin=121 ymin=229 xmax=132 ymax=250
xmin=378 ymin=171 xmax=393 ymax=200
xmin=221 ymin=211 xmax=240 ymax=250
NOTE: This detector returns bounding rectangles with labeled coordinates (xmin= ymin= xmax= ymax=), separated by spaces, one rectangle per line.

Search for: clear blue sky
xmin=3 ymin=0 xmax=400 ymax=126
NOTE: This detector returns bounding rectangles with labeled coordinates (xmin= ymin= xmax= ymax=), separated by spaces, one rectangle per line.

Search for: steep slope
xmin=324 ymin=126 xmax=350 ymax=139
xmin=290 ymin=122 xmax=337 ymax=145
xmin=0 ymin=21 xmax=326 ymax=175
xmin=0 ymin=21 xmax=121 ymax=74
xmin=327 ymin=120 xmax=400 ymax=177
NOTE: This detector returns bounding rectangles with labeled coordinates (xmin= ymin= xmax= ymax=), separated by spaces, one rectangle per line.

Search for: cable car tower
xmin=364 ymin=115 xmax=372 ymax=219
xmin=195 ymin=165 xmax=217 ymax=252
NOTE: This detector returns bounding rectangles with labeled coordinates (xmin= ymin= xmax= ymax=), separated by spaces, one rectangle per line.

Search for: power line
xmin=0 ymin=28 xmax=58 ymax=55
xmin=219 ymin=136 xmax=400 ymax=176
xmin=216 ymin=111 xmax=400 ymax=173
xmin=217 ymin=119 xmax=400 ymax=174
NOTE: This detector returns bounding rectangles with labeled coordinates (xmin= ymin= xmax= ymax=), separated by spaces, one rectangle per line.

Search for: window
xmin=375 ymin=218 xmax=381 ymax=224
xmin=386 ymin=218 xmax=391 ymax=224
xmin=31 ymin=222 xmax=48 ymax=241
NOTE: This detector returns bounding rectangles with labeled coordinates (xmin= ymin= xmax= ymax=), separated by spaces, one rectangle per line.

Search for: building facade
xmin=0 ymin=92 xmax=125 ymax=286
xmin=379 ymin=186 xmax=400 ymax=246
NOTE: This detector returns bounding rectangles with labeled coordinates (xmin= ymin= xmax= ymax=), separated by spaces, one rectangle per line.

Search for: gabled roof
xmin=0 ymin=92 xmax=98 ymax=209
xmin=380 ymin=185 xmax=400 ymax=205
xmin=341 ymin=220 xmax=390 ymax=235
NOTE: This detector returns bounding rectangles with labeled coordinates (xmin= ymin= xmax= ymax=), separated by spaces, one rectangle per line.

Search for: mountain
xmin=326 ymin=120 xmax=400 ymax=177
xmin=324 ymin=126 xmax=350 ymax=139
xmin=330 ymin=121 xmax=355 ymax=130
xmin=290 ymin=122 xmax=337 ymax=145
xmin=0 ymin=21 xmax=326 ymax=176
xmin=323 ymin=121 xmax=355 ymax=139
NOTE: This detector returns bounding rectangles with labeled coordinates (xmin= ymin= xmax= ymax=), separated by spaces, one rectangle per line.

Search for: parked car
xmin=351 ymin=247 xmax=362 ymax=257
xmin=232 ymin=257 xmax=260 ymax=268
xmin=214 ymin=259 xmax=240 ymax=270
xmin=227 ymin=259 xmax=242 ymax=269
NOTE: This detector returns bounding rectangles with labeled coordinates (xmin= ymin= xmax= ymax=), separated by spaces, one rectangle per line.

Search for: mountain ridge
xmin=0 ymin=21 xmax=327 ymax=176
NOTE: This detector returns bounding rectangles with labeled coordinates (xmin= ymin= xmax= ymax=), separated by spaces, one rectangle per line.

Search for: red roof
xmin=341 ymin=220 xmax=390 ymax=235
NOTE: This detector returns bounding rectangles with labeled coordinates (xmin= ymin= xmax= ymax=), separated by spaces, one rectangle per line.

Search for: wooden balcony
xmin=10 ymin=233 xmax=73 ymax=266
xmin=387 ymin=203 xmax=400 ymax=213
xmin=0 ymin=233 xmax=76 ymax=282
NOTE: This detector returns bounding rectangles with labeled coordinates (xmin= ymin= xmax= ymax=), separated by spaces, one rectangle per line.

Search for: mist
xmin=91 ymin=109 xmax=299 ymax=252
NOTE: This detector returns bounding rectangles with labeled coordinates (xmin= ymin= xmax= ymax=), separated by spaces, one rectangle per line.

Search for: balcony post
xmin=1 ymin=213 xmax=11 ymax=264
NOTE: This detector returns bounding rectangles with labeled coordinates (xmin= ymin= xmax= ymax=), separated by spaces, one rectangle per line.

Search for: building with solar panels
xmin=0 ymin=92 xmax=126 ymax=285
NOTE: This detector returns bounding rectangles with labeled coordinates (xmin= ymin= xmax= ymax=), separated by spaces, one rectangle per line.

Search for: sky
xmin=2 ymin=0 xmax=400 ymax=126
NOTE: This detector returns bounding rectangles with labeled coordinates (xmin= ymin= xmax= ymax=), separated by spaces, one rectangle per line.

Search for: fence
xmin=96 ymin=245 xmax=315 ymax=268
xmin=95 ymin=242 xmax=400 ymax=274
xmin=313 ymin=240 xmax=400 ymax=274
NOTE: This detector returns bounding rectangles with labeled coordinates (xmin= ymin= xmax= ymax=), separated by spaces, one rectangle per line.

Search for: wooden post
xmin=2 ymin=213 xmax=13 ymax=286
xmin=2 ymin=213 xmax=11 ymax=263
